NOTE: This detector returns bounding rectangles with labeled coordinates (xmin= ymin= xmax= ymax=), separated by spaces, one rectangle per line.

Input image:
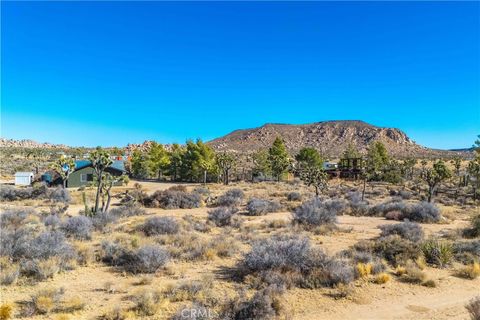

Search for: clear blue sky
xmin=1 ymin=1 xmax=479 ymax=149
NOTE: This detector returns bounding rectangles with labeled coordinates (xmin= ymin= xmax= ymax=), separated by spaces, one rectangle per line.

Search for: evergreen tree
xmin=342 ymin=143 xmax=361 ymax=159
xmin=268 ymin=137 xmax=291 ymax=182
xmin=148 ymin=142 xmax=170 ymax=180
xmin=130 ymin=150 xmax=150 ymax=179
xmin=168 ymin=143 xmax=185 ymax=182
xmin=295 ymin=147 xmax=323 ymax=170
xmin=252 ymin=150 xmax=271 ymax=180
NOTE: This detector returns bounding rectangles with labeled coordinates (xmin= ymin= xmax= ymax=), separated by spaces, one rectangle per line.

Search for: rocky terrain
xmin=0 ymin=138 xmax=68 ymax=149
xmin=1 ymin=121 xmax=472 ymax=159
xmin=208 ymin=120 xmax=468 ymax=158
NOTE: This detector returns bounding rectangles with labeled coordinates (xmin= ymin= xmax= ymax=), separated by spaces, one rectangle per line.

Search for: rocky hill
xmin=208 ymin=120 xmax=466 ymax=158
xmin=0 ymin=138 xmax=69 ymax=149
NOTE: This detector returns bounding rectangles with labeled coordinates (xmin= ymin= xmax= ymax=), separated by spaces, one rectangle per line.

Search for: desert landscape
xmin=0 ymin=128 xmax=479 ymax=320
xmin=2 ymin=2 xmax=479 ymax=319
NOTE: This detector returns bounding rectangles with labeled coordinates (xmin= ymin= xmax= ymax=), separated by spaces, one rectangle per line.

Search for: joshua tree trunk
xmin=94 ymin=179 xmax=103 ymax=213
xmin=203 ymin=170 xmax=207 ymax=185
xmin=362 ymin=178 xmax=367 ymax=201
xmin=427 ymin=184 xmax=435 ymax=203
xmin=104 ymin=191 xmax=112 ymax=213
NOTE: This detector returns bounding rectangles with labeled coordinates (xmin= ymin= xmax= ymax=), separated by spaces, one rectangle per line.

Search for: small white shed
xmin=14 ymin=172 xmax=34 ymax=186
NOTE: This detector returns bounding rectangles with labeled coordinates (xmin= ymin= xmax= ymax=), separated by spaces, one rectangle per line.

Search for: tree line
xmin=49 ymin=135 xmax=480 ymax=206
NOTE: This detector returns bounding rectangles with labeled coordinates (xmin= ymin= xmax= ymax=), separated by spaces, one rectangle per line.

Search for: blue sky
xmin=1 ymin=1 xmax=479 ymax=149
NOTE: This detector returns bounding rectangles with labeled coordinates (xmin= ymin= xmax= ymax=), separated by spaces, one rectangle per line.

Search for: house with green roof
xmin=65 ymin=160 xmax=126 ymax=188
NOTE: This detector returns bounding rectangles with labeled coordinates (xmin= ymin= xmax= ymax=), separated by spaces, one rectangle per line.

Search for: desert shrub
xmin=91 ymin=211 xmax=119 ymax=231
xmin=400 ymin=261 xmax=428 ymax=284
xmin=345 ymin=192 xmax=370 ymax=216
xmin=22 ymin=287 xmax=65 ymax=316
xmin=192 ymin=187 xmax=210 ymax=196
xmin=453 ymin=240 xmax=480 ymax=264
xmin=216 ymin=189 xmax=244 ymax=207
xmin=21 ymin=257 xmax=61 ymax=280
xmin=101 ymin=241 xmax=169 ymax=274
xmin=61 ymin=296 xmax=85 ymax=313
xmin=74 ymin=243 xmax=94 ymax=266
xmin=299 ymin=257 xmax=354 ymax=289
xmin=48 ymin=187 xmax=71 ymax=203
xmin=27 ymin=231 xmax=75 ymax=261
xmin=0 ymin=185 xmax=45 ymax=201
xmin=207 ymin=207 xmax=238 ymax=227
xmin=390 ymin=189 xmax=412 ymax=200
xmin=131 ymin=289 xmax=162 ymax=316
xmin=240 ymin=235 xmax=353 ymax=288
xmin=407 ymin=202 xmax=441 ymax=223
xmin=464 ymin=214 xmax=480 ymax=238
xmin=355 ymin=262 xmax=372 ymax=278
xmin=379 ymin=222 xmax=424 ymax=243
xmin=140 ymin=217 xmax=179 ymax=236
xmin=243 ymin=236 xmax=311 ymax=273
xmin=163 ymin=279 xmax=213 ymax=303
xmin=183 ymin=215 xmax=211 ymax=233
xmin=0 ymin=208 xmax=37 ymax=229
xmin=292 ymin=198 xmax=345 ymax=227
xmin=371 ymin=200 xmax=441 ymax=223
xmin=466 ymin=296 xmax=480 ymax=320
xmin=223 ymin=286 xmax=285 ymax=320
xmin=60 ymin=216 xmax=93 ymax=240
xmin=368 ymin=199 xmax=407 ymax=217
xmin=169 ymin=185 xmax=188 ymax=192
xmin=109 ymin=203 xmax=146 ymax=217
xmin=0 ymin=303 xmax=14 ymax=320
xmin=286 ymin=192 xmax=302 ymax=202
xmin=457 ymin=262 xmax=480 ymax=279
xmin=0 ymin=185 xmax=20 ymax=201
xmin=0 ymin=265 xmax=19 ymax=285
xmin=246 ymin=198 xmax=281 ymax=216
xmin=1 ymin=228 xmax=33 ymax=261
xmin=340 ymin=249 xmax=386 ymax=275
xmin=422 ymin=239 xmax=453 ymax=267
xmin=374 ymin=273 xmax=391 ymax=284
xmin=374 ymin=235 xmax=421 ymax=266
xmin=43 ymin=215 xmax=61 ymax=229
xmin=142 ymin=190 xmax=201 ymax=209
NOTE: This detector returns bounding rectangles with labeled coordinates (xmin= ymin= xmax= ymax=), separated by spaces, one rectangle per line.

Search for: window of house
xmin=80 ymin=174 xmax=88 ymax=182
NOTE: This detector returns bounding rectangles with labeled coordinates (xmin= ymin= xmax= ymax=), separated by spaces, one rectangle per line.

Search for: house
xmin=15 ymin=172 xmax=34 ymax=186
xmin=323 ymin=162 xmax=338 ymax=171
xmin=40 ymin=170 xmax=63 ymax=186
xmin=65 ymin=160 xmax=126 ymax=188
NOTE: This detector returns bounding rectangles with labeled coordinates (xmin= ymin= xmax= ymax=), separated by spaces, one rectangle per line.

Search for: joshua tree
xmin=421 ymin=160 xmax=452 ymax=202
xmin=90 ymin=147 xmax=113 ymax=213
xmin=51 ymin=155 xmax=76 ymax=188
xmin=300 ymin=166 xmax=329 ymax=197
xmin=467 ymin=135 xmax=480 ymax=201
xmin=216 ymin=152 xmax=235 ymax=185
xmin=101 ymin=173 xmax=128 ymax=213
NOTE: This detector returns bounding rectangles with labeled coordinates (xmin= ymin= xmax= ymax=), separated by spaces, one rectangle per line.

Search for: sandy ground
xmin=0 ymin=180 xmax=479 ymax=320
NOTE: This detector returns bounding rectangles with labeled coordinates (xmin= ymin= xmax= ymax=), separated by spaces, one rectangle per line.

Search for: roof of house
xmin=15 ymin=172 xmax=34 ymax=176
xmin=74 ymin=160 xmax=126 ymax=173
